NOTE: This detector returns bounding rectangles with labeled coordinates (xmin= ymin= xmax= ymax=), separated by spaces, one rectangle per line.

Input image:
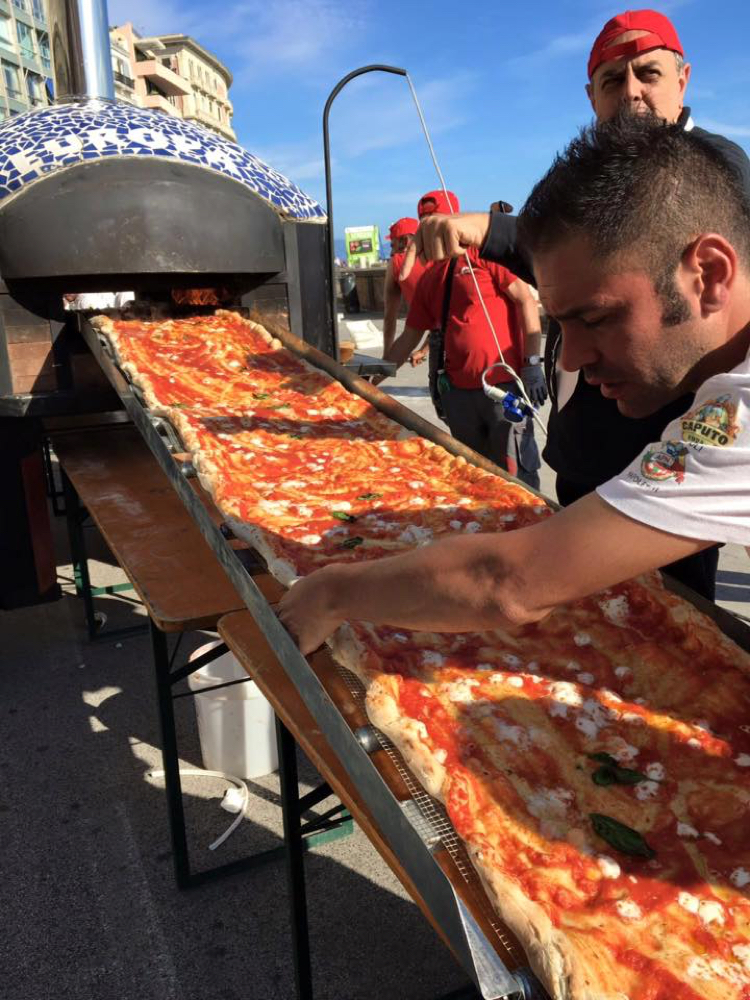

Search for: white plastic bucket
xmin=187 ymin=641 xmax=278 ymax=778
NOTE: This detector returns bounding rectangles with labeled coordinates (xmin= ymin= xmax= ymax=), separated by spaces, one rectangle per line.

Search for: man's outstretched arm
xmin=277 ymin=492 xmax=712 ymax=654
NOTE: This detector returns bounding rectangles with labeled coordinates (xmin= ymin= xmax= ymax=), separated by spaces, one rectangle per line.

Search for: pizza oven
xmin=0 ymin=0 xmax=334 ymax=607
xmin=0 ymin=107 xmax=331 ymax=417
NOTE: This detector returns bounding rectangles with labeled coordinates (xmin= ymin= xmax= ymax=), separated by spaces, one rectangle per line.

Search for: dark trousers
xmin=555 ymin=474 xmax=720 ymax=602
xmin=441 ymin=382 xmax=541 ymax=490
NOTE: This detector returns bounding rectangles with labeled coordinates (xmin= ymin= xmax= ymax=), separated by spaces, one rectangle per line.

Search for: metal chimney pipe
xmin=47 ymin=0 xmax=115 ymax=102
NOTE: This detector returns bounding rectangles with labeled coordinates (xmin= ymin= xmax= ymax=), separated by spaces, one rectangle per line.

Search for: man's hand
xmin=409 ymin=345 xmax=429 ymax=366
xmin=276 ymin=567 xmax=345 ymax=655
xmin=400 ymin=212 xmax=491 ymax=280
xmin=521 ymin=363 xmax=548 ymax=407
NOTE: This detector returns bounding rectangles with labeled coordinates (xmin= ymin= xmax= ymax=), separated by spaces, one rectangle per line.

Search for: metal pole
xmin=48 ymin=0 xmax=116 ymax=102
xmin=322 ymin=65 xmax=407 ymax=360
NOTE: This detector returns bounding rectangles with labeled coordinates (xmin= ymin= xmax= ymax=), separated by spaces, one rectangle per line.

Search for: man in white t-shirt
xmin=278 ymin=113 xmax=750 ymax=653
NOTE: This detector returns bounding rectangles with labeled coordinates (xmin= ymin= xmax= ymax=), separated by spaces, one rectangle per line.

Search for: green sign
xmin=345 ymin=226 xmax=380 ymax=267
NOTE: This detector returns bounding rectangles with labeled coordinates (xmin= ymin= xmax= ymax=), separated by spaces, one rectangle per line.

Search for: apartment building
xmin=110 ymin=23 xmax=235 ymax=141
xmin=0 ymin=0 xmax=51 ymax=120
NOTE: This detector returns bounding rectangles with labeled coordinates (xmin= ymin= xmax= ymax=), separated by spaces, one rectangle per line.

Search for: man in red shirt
xmin=383 ymin=190 xmax=546 ymax=488
xmin=382 ymin=217 xmax=424 ymax=354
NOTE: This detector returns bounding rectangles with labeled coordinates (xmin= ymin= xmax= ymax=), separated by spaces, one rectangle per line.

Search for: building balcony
xmin=134 ymin=60 xmax=191 ymax=97
xmin=184 ymin=103 xmax=236 ymax=141
xmin=143 ymin=92 xmax=180 ymax=115
xmin=113 ymin=69 xmax=135 ymax=89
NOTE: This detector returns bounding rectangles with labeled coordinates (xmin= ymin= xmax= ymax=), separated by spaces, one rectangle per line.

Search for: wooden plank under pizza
xmin=93 ymin=311 xmax=750 ymax=1000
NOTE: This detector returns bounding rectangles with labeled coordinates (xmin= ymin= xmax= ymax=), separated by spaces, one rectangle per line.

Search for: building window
xmin=26 ymin=71 xmax=42 ymax=103
xmin=16 ymin=20 xmax=35 ymax=60
xmin=12 ymin=0 xmax=27 ymax=13
xmin=31 ymin=0 xmax=45 ymax=20
xmin=3 ymin=61 xmax=21 ymax=99
xmin=38 ymin=32 xmax=50 ymax=71
xmin=0 ymin=17 xmax=13 ymax=51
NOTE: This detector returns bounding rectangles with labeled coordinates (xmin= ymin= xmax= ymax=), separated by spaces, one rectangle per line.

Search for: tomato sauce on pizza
xmin=93 ymin=311 xmax=750 ymax=1000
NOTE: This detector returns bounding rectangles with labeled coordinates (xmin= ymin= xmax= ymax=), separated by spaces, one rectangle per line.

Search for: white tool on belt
xmin=405 ymin=74 xmax=548 ymax=438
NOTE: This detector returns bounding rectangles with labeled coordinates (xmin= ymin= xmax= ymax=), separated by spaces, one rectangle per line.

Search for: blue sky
xmin=108 ymin=0 xmax=750 ymax=247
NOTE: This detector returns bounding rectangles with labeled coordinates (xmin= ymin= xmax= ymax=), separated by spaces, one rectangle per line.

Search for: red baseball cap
xmin=386 ymin=217 xmax=419 ymax=241
xmin=417 ymin=190 xmax=460 ymax=217
xmin=588 ymin=9 xmax=683 ymax=80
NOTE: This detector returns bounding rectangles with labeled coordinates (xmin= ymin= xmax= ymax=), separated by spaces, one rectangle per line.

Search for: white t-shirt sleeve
xmin=597 ymin=349 xmax=750 ymax=546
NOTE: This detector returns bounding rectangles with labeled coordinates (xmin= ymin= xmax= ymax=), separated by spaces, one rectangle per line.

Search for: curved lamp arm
xmin=323 ymin=65 xmax=407 ymax=359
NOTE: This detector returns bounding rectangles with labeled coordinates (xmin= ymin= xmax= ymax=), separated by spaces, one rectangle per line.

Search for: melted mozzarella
xmin=698 ymin=900 xmax=725 ymax=927
xmin=677 ymin=822 xmax=700 ymax=839
xmin=615 ymin=899 xmax=642 ymax=921
xmin=550 ymin=682 xmax=584 ymax=707
xmin=597 ymin=856 xmax=621 ymax=879
xmin=735 ymin=754 xmax=750 ymax=767
xmin=574 ymin=632 xmax=592 ymax=647
xmin=491 ymin=719 xmax=529 ymax=747
xmin=525 ymin=787 xmax=573 ymax=819
xmin=444 ymin=677 xmax=480 ymax=703
xmin=599 ymin=595 xmax=630 ymax=626
xmin=506 ymin=676 xmax=524 ymax=688
xmin=398 ymin=525 xmax=433 ymax=545
xmin=645 ymin=762 xmax=665 ymax=781
xmin=731 ymin=868 xmax=750 ymax=888
xmin=635 ymin=780 xmax=660 ymax=801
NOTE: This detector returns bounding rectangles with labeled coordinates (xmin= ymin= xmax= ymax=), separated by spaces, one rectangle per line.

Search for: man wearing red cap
xmin=383 ymin=189 xmax=546 ymax=489
xmin=400 ymin=8 xmax=750 ymax=601
xmin=382 ymin=217 xmax=423 ymax=355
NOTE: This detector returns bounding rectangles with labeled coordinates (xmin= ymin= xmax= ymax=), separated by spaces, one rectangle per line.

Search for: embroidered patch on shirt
xmin=640 ymin=441 xmax=689 ymax=483
xmin=682 ymin=394 xmax=741 ymax=447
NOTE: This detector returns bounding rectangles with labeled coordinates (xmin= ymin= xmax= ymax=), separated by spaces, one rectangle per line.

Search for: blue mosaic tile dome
xmin=0 ymin=100 xmax=325 ymax=222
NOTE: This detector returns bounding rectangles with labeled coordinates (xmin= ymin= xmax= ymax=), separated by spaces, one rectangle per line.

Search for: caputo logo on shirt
xmin=682 ymin=394 xmax=740 ymax=447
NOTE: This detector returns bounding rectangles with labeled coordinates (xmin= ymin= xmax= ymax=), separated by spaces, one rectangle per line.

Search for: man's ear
xmin=681 ymin=233 xmax=736 ymax=314
xmin=585 ymin=82 xmax=596 ymax=114
xmin=679 ymin=61 xmax=692 ymax=103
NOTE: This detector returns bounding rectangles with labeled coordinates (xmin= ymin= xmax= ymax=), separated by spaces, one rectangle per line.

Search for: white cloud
xmin=507 ymin=30 xmax=592 ymax=74
xmin=330 ymin=71 xmax=476 ymax=158
xmin=108 ymin=0 xmax=371 ymax=85
xmin=252 ymin=138 xmax=326 ymax=183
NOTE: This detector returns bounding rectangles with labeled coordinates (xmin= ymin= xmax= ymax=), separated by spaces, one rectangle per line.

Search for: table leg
xmin=62 ymin=470 xmax=99 ymax=640
xmin=276 ymin=715 xmax=314 ymax=1000
xmin=151 ymin=621 xmax=192 ymax=888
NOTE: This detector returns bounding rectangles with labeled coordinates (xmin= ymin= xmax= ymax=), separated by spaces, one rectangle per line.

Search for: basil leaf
xmin=590 ymin=813 xmax=656 ymax=859
xmin=592 ymin=767 xmax=617 ymax=787
xmin=289 ymin=433 xmax=304 ymax=439
xmin=332 ymin=511 xmax=357 ymax=523
xmin=592 ymin=765 xmax=647 ymax=786
xmin=340 ymin=536 xmax=364 ymax=549
xmin=252 ymin=392 xmax=270 ymax=400
xmin=266 ymin=404 xmax=290 ymax=410
xmin=357 ymin=492 xmax=383 ymax=501
xmin=589 ymin=753 xmax=648 ymax=786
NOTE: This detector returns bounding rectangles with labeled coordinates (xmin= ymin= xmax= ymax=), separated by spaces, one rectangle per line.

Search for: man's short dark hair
xmin=517 ymin=113 xmax=750 ymax=284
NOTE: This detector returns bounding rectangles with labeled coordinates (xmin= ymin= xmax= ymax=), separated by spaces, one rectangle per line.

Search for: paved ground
xmin=3 ymin=314 xmax=748 ymax=1000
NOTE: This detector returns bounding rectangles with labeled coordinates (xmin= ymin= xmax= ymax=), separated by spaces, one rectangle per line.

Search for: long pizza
xmin=92 ymin=311 xmax=750 ymax=1000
